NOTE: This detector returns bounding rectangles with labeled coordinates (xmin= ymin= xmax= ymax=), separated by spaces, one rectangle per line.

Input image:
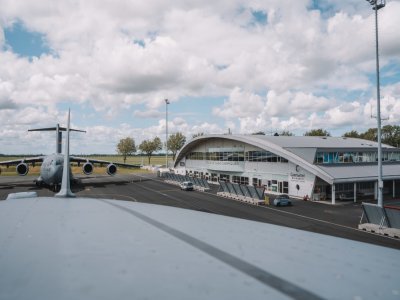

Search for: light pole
xmin=366 ymin=0 xmax=385 ymax=207
xmin=165 ymin=99 xmax=170 ymax=168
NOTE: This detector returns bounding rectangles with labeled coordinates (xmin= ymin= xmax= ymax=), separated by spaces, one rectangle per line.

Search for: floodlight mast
xmin=366 ymin=0 xmax=385 ymax=207
xmin=165 ymin=99 xmax=170 ymax=168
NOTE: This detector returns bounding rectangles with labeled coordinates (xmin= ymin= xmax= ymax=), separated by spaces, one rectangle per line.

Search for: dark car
xmin=273 ymin=194 xmax=292 ymax=206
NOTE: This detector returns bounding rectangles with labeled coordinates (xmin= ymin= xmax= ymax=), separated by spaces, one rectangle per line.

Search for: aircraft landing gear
xmin=52 ymin=184 xmax=61 ymax=193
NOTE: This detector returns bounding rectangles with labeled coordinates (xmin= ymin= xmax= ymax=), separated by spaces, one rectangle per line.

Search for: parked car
xmin=180 ymin=181 xmax=194 ymax=191
xmin=273 ymin=194 xmax=292 ymax=207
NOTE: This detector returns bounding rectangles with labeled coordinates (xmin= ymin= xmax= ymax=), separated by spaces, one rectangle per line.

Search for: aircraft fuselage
xmin=37 ymin=154 xmax=71 ymax=189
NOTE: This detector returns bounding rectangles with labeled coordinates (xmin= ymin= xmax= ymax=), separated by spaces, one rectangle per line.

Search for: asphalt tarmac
xmin=1 ymin=173 xmax=399 ymax=249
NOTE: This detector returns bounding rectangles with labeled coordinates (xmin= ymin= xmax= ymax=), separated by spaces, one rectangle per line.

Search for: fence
xmin=162 ymin=172 xmax=210 ymax=191
xmin=217 ymin=181 xmax=265 ymax=205
xmin=359 ymin=202 xmax=400 ymax=238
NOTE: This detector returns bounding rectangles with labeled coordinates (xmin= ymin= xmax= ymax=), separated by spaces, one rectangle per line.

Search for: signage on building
xmin=290 ymin=165 xmax=305 ymax=182
xmin=290 ymin=172 xmax=306 ymax=182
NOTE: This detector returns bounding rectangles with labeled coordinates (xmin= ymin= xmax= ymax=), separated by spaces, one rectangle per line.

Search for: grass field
xmin=0 ymin=155 xmax=173 ymax=176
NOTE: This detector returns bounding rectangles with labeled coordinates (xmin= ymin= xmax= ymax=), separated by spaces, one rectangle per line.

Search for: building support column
xmin=374 ymin=181 xmax=378 ymax=200
xmin=354 ymin=182 xmax=357 ymax=203
xmin=332 ymin=184 xmax=336 ymax=205
xmin=393 ymin=180 xmax=396 ymax=198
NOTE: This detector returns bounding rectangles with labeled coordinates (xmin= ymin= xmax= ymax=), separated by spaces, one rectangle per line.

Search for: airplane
xmin=0 ymin=113 xmax=141 ymax=191
xmin=0 ymin=110 xmax=399 ymax=300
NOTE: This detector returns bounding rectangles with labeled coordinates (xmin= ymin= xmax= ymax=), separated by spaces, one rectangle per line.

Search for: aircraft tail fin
xmin=29 ymin=124 xmax=85 ymax=154
xmin=56 ymin=109 xmax=75 ymax=198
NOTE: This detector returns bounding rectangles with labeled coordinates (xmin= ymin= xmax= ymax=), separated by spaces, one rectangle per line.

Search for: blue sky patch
xmin=380 ymin=61 xmax=400 ymax=86
xmin=4 ymin=21 xmax=50 ymax=58
xmin=251 ymin=10 xmax=268 ymax=25
xmin=134 ymin=39 xmax=145 ymax=48
xmin=307 ymin=0 xmax=336 ymax=17
xmin=366 ymin=60 xmax=400 ymax=90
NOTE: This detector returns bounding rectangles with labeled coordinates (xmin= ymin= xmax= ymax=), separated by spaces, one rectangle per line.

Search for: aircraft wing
xmin=70 ymin=156 xmax=141 ymax=168
xmin=0 ymin=156 xmax=44 ymax=167
xmin=0 ymin=196 xmax=399 ymax=300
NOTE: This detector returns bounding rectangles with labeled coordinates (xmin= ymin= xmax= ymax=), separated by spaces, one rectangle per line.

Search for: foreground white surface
xmin=0 ymin=197 xmax=399 ymax=300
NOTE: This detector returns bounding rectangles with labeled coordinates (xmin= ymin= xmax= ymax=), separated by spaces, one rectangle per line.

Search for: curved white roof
xmin=174 ymin=135 xmax=399 ymax=184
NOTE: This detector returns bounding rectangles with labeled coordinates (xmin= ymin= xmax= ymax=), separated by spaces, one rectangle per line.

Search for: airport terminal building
xmin=173 ymin=134 xmax=400 ymax=204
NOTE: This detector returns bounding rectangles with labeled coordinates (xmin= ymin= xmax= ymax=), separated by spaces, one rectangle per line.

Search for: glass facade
xmin=315 ymin=151 xmax=400 ymax=164
xmin=232 ymin=176 xmax=249 ymax=185
xmin=186 ymin=150 xmax=288 ymax=163
xmin=246 ymin=151 xmax=288 ymax=162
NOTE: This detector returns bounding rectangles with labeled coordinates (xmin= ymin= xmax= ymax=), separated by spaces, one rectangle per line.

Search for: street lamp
xmin=165 ymin=99 xmax=170 ymax=168
xmin=366 ymin=0 xmax=385 ymax=207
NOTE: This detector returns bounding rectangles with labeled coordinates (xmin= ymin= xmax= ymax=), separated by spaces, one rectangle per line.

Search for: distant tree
xmin=252 ymin=131 xmax=266 ymax=135
xmin=139 ymin=137 xmax=162 ymax=164
xmin=280 ymin=130 xmax=294 ymax=136
xmin=342 ymin=130 xmax=360 ymax=138
xmin=116 ymin=137 xmax=136 ymax=163
xmin=359 ymin=128 xmax=377 ymax=142
xmin=304 ymin=129 xmax=331 ymax=137
xmin=167 ymin=132 xmax=186 ymax=161
xmin=342 ymin=126 xmax=400 ymax=147
xmin=192 ymin=132 xmax=204 ymax=138
xmin=381 ymin=125 xmax=400 ymax=147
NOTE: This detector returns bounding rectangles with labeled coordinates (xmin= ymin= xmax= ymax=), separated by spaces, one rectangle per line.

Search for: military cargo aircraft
xmin=0 ymin=112 xmax=140 ymax=191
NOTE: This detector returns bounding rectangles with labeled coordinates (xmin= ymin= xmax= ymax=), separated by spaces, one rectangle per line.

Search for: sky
xmin=0 ymin=0 xmax=399 ymax=154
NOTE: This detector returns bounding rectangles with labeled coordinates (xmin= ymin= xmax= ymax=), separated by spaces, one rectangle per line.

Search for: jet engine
xmin=106 ymin=163 xmax=117 ymax=176
xmin=82 ymin=162 xmax=94 ymax=175
xmin=16 ymin=163 xmax=29 ymax=176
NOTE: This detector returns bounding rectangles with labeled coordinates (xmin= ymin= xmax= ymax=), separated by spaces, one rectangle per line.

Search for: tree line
xmin=117 ymin=132 xmax=187 ymax=164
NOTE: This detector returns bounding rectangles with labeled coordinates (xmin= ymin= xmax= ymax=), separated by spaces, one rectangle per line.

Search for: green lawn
xmin=80 ymin=155 xmax=171 ymax=165
xmin=0 ymin=155 xmax=173 ymax=176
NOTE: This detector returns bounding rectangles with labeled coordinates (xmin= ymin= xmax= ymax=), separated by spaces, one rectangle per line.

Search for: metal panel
xmin=219 ymin=181 xmax=230 ymax=193
xmin=226 ymin=183 xmax=237 ymax=195
xmin=193 ymin=178 xmax=201 ymax=186
xmin=240 ymin=185 xmax=252 ymax=198
xmin=256 ymin=187 xmax=265 ymax=200
xmin=384 ymin=208 xmax=400 ymax=229
xmin=248 ymin=186 xmax=260 ymax=199
xmin=196 ymin=178 xmax=205 ymax=188
xmin=361 ymin=203 xmax=388 ymax=227
xmin=201 ymin=179 xmax=210 ymax=189
xmin=232 ymin=183 xmax=244 ymax=197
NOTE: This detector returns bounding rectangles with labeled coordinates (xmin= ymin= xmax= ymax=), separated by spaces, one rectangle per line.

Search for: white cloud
xmin=133 ymin=109 xmax=163 ymax=119
xmin=0 ymin=0 xmax=399 ymax=153
xmin=213 ymin=87 xmax=264 ymax=119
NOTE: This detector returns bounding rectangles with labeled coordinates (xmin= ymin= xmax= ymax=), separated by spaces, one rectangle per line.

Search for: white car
xmin=180 ymin=181 xmax=194 ymax=191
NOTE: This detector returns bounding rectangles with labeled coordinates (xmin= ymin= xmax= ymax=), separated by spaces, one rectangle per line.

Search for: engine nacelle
xmin=82 ymin=162 xmax=94 ymax=175
xmin=16 ymin=163 xmax=29 ymax=176
xmin=106 ymin=163 xmax=117 ymax=176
